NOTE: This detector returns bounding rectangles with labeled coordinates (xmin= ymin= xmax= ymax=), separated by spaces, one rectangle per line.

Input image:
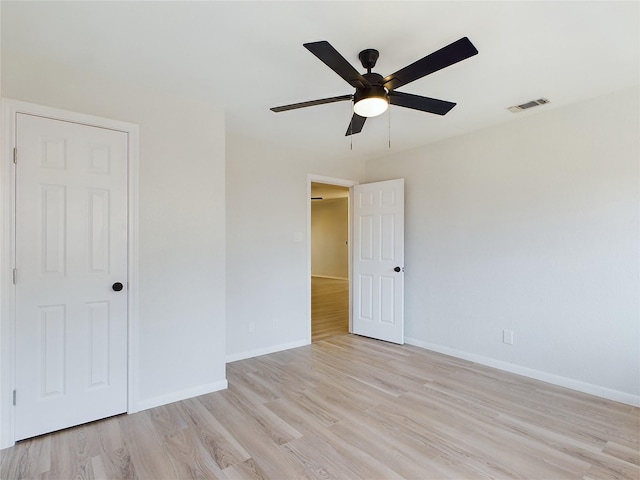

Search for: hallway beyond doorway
xmin=311 ymin=277 xmax=349 ymax=342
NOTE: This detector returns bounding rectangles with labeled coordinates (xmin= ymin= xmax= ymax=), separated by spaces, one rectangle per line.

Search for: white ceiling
xmin=2 ymin=1 xmax=638 ymax=160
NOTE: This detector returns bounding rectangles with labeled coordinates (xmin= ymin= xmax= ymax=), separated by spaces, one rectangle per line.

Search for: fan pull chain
xmin=388 ymin=104 xmax=391 ymax=149
xmin=348 ymin=100 xmax=353 ymax=150
xmin=350 ymin=107 xmax=354 ymax=151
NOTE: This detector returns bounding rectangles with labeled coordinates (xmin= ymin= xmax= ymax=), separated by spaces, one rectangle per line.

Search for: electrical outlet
xmin=273 ymin=318 xmax=279 ymax=329
xmin=503 ymin=329 xmax=514 ymax=345
xmin=249 ymin=322 xmax=255 ymax=333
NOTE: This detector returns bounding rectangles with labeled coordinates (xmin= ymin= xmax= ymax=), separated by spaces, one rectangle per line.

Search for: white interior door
xmin=352 ymin=179 xmax=404 ymax=344
xmin=14 ymin=113 xmax=128 ymax=441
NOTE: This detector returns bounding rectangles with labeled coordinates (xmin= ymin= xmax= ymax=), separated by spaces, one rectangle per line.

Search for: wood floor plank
xmin=162 ymin=427 xmax=229 ymax=480
xmin=311 ymin=277 xmax=349 ymax=342
xmin=146 ymin=403 xmax=189 ymax=440
xmin=279 ymin=388 xmax=343 ymax=428
xmin=603 ymin=440 xmax=640 ymax=466
xmin=263 ymin=397 xmax=335 ymax=439
xmin=175 ymin=397 xmax=251 ymax=469
xmin=328 ymin=418 xmax=451 ymax=479
xmin=93 ymin=415 xmax=126 ymax=456
xmin=337 ymin=405 xmax=501 ymax=479
xmin=330 ymin=416 xmax=504 ymax=479
xmin=40 ymin=423 xmax=106 ymax=479
xmin=221 ymin=459 xmax=267 ymax=480
xmin=117 ymin=411 xmax=191 ymax=480
xmin=282 ymin=433 xmax=356 ymax=480
xmin=0 ymin=434 xmax=51 ymax=479
xmin=89 ymin=448 xmax=136 ymax=480
xmin=217 ymin=387 xmax=303 ymax=446
xmin=283 ymin=431 xmax=403 ymax=480
xmin=197 ymin=391 xmax=312 ymax=479
xmin=255 ymin=355 xmax=320 ymax=392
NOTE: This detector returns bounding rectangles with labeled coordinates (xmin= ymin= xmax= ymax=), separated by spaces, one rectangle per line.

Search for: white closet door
xmin=15 ymin=113 xmax=128 ymax=440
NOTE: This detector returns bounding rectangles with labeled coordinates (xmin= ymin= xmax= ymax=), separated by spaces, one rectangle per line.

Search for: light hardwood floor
xmin=311 ymin=277 xmax=349 ymax=342
xmin=1 ymin=335 xmax=638 ymax=479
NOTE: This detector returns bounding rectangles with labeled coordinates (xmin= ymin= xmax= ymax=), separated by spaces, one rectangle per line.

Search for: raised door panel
xmin=40 ymin=185 xmax=67 ymax=276
xmin=39 ymin=305 xmax=66 ymax=398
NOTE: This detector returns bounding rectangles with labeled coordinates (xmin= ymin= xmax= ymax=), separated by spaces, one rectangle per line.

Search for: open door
xmin=352 ymin=179 xmax=404 ymax=344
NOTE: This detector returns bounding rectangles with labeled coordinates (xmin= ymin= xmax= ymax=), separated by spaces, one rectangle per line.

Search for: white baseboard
xmin=135 ymin=379 xmax=228 ymax=412
xmin=226 ymin=339 xmax=309 ymax=363
xmin=405 ymin=337 xmax=640 ymax=407
xmin=311 ymin=274 xmax=349 ymax=280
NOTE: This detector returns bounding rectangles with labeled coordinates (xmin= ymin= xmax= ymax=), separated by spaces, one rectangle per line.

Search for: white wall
xmin=366 ymin=86 xmax=640 ymax=403
xmin=312 ymin=198 xmax=349 ymax=279
xmin=225 ymin=134 xmax=365 ymax=360
xmin=1 ymin=51 xmax=227 ymax=436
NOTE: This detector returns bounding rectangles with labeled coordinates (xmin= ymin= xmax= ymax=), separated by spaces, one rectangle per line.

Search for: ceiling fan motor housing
xmin=354 ymin=84 xmax=388 ymax=104
xmin=354 ymin=72 xmax=388 ymax=103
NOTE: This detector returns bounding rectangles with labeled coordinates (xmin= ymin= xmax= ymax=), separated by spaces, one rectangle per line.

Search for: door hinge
xmin=13 ymin=147 xmax=17 ymax=164
xmin=12 ymin=269 xmax=17 ymax=284
xmin=12 ymin=390 xmax=16 ymax=406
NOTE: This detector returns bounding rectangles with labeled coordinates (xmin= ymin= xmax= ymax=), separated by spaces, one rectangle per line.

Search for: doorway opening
xmin=309 ymin=180 xmax=352 ymax=342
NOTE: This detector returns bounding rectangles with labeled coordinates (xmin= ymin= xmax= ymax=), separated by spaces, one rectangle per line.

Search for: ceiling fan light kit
xmin=271 ymin=37 xmax=478 ymax=136
xmin=353 ymin=88 xmax=389 ymax=117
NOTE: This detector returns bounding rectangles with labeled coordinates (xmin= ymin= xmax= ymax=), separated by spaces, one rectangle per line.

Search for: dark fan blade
xmin=271 ymin=95 xmax=352 ymax=112
xmin=304 ymin=41 xmax=371 ymax=89
xmin=388 ymin=91 xmax=456 ymax=115
xmin=383 ymin=37 xmax=478 ymax=91
xmin=345 ymin=113 xmax=366 ymax=136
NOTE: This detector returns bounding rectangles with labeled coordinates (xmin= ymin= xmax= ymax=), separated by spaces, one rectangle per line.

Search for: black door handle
xmin=112 ymin=282 xmax=124 ymax=292
xmin=394 ymin=266 xmax=402 ymax=272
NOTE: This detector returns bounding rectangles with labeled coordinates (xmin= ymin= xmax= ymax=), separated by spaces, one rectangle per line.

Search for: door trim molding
xmin=307 ymin=174 xmax=359 ymax=345
xmin=0 ymin=99 xmax=140 ymax=449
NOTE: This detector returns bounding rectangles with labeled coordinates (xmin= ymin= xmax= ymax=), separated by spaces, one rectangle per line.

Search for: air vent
xmin=507 ymin=98 xmax=550 ymax=113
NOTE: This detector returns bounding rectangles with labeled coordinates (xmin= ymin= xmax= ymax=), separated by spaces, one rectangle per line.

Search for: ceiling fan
xmin=271 ymin=37 xmax=478 ymax=136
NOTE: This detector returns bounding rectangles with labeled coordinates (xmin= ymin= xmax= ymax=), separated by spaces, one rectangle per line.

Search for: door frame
xmin=306 ymin=174 xmax=359 ymax=344
xmin=0 ymin=99 xmax=140 ymax=449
